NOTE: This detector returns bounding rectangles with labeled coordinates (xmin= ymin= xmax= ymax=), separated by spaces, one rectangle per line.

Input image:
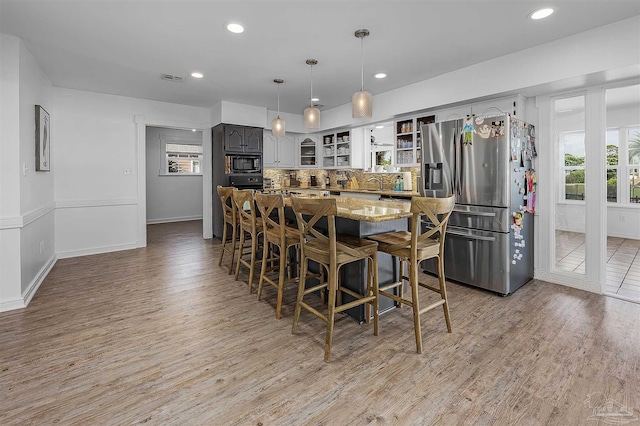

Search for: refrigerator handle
xmin=454 ymin=129 xmax=461 ymax=196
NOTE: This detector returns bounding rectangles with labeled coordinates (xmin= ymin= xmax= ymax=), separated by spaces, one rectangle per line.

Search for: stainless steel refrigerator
xmin=419 ymin=115 xmax=536 ymax=295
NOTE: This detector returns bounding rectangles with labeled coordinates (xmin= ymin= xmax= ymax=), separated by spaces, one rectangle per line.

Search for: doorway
xmin=603 ymin=84 xmax=640 ymax=301
xmin=145 ymin=126 xmax=204 ymax=226
xmin=550 ymin=83 xmax=640 ymax=302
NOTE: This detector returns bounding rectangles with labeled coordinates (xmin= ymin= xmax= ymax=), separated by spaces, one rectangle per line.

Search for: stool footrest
xmin=339 ymin=286 xmax=366 ymax=300
xmin=303 ymin=281 xmax=329 ymax=295
xmin=379 ymin=281 xmax=403 ymax=293
xmin=335 ymin=295 xmax=376 ymax=313
xmin=379 ymin=290 xmax=412 ymax=307
xmin=417 ymin=282 xmax=442 ymax=294
xmin=419 ymin=299 xmax=446 ymax=314
xmin=300 ymin=301 xmax=327 ymax=322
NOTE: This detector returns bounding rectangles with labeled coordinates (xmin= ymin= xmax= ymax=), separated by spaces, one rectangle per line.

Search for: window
xmin=627 ymin=127 xmax=640 ymax=203
xmin=606 ymin=130 xmax=619 ymax=202
xmin=606 ymin=84 xmax=640 ymax=204
xmin=559 ymin=130 xmax=586 ymax=201
xmin=165 ymin=143 xmax=202 ymax=175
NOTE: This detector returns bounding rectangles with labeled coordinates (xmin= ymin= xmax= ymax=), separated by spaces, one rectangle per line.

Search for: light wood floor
xmin=1 ymin=221 xmax=639 ymax=425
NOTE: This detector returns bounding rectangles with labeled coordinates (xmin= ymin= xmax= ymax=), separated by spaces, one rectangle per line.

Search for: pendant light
xmin=303 ymin=59 xmax=320 ymax=129
xmin=272 ymin=79 xmax=285 ymax=137
xmin=352 ymin=29 xmax=372 ymax=119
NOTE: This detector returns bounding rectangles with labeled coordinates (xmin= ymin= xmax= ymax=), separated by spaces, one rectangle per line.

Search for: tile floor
xmin=555 ymin=230 xmax=640 ymax=300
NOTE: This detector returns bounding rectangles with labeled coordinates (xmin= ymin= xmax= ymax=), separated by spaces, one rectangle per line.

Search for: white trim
xmin=0 ymin=203 xmax=55 ymax=229
xmin=0 ymin=216 xmax=23 ymax=230
xmin=56 ymin=242 xmax=138 ymax=259
xmin=146 ymin=215 xmax=203 ymax=225
xmin=55 ymin=198 xmax=138 ymax=209
xmin=157 ymin=173 xmax=203 ymax=177
xmin=23 ymin=203 xmax=55 ymax=227
xmin=135 ymin=115 xmax=211 ymax=248
xmin=538 ymin=272 xmax=601 ymax=294
xmin=22 ymin=255 xmax=56 ymax=307
xmin=603 ymin=291 xmax=640 ymax=305
xmin=0 ymin=297 xmax=25 ymax=312
xmin=0 ymin=255 xmax=56 ymax=312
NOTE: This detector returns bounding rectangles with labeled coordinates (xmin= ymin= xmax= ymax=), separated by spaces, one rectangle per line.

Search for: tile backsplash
xmin=264 ymin=168 xmax=419 ymax=191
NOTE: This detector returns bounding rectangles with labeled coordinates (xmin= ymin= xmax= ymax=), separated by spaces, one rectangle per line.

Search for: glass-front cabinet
xmin=395 ymin=115 xmax=435 ymax=166
xmin=298 ymin=135 xmax=319 ymax=168
xmin=322 ymin=130 xmax=352 ymax=169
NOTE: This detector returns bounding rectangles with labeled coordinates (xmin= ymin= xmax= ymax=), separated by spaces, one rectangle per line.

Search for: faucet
xmin=366 ymin=176 xmax=383 ymax=191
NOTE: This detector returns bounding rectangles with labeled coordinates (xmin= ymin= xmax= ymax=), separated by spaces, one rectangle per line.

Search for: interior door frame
xmin=134 ymin=115 xmax=212 ymax=248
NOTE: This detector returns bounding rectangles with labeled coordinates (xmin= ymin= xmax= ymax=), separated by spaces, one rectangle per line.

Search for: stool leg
xmin=372 ymin=252 xmax=379 ymax=336
xmin=219 ymin=220 xmax=228 ymax=267
xmin=292 ymin=254 xmax=308 ymax=334
xmin=248 ymin=231 xmax=258 ymax=293
xmin=235 ymin=227 xmax=245 ymax=281
xmin=398 ymin=257 xmax=405 ymax=308
xmin=228 ymin=222 xmax=237 ymax=275
xmin=275 ymin=243 xmax=287 ymax=319
xmin=437 ymin=255 xmax=452 ymax=333
xmin=410 ymin=258 xmax=423 ymax=354
xmin=257 ymin=241 xmax=269 ymax=301
xmin=324 ymin=264 xmax=338 ymax=362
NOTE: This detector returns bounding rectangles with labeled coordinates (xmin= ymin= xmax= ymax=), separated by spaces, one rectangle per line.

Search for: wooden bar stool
xmin=254 ymin=192 xmax=301 ymax=319
xmin=232 ymin=189 xmax=263 ymax=293
xmin=290 ymin=197 xmax=379 ymax=362
xmin=216 ymin=186 xmax=238 ymax=274
xmin=367 ymin=195 xmax=455 ymax=354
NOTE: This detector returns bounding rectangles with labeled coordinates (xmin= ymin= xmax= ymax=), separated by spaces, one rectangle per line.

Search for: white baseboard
xmin=0 ymin=255 xmax=56 ymax=312
xmin=56 ymin=242 xmax=138 ymax=259
xmin=23 ymin=255 xmax=57 ymax=306
xmin=0 ymin=297 xmax=26 ymax=312
xmin=146 ymin=215 xmax=203 ymax=225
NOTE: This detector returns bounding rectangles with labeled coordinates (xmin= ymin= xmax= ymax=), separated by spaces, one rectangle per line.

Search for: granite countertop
xmin=273 ymin=185 xmax=418 ymax=198
xmin=284 ymin=194 xmax=412 ymax=223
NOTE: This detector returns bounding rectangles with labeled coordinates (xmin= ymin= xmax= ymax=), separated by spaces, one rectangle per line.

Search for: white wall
xmin=53 ymin=88 xmax=210 ymax=258
xmin=145 ymin=126 xmax=203 ymax=224
xmin=0 ymin=34 xmax=55 ymax=311
xmin=320 ymin=16 xmax=640 ymax=131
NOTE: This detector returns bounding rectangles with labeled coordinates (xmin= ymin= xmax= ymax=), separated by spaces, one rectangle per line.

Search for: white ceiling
xmin=1 ymin=0 xmax=639 ymax=114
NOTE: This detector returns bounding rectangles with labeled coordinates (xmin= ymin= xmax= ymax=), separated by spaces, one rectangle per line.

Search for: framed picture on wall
xmin=35 ymin=105 xmax=50 ymax=171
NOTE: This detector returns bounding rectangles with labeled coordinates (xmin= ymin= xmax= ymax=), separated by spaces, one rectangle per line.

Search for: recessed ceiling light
xmin=227 ymin=23 xmax=244 ymax=33
xmin=374 ymin=72 xmax=387 ymax=79
xmin=311 ymin=97 xmax=320 ymax=102
xmin=530 ymin=8 xmax=554 ymax=20
xmin=191 ymin=72 xmax=203 ymax=79
xmin=375 ymin=125 xmax=384 ymax=129
xmin=192 ymin=129 xmax=197 ymax=132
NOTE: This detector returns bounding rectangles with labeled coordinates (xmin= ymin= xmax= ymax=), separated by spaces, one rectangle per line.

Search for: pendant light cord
xmin=310 ymin=64 xmax=314 ymax=108
xmin=277 ymin=82 xmax=280 ymax=117
xmin=360 ymin=36 xmax=364 ymax=91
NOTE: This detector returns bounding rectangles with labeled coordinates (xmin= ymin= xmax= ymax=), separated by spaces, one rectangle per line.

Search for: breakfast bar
xmin=285 ymin=194 xmax=412 ymax=322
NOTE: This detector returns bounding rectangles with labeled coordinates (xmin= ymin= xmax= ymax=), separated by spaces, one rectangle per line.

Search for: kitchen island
xmin=284 ymin=195 xmax=412 ymax=322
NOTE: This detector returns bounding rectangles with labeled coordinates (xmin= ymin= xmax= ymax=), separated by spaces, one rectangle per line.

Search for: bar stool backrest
xmin=217 ymin=186 xmax=236 ymax=225
xmin=254 ymin=192 xmax=291 ymax=243
xmin=409 ymin=195 xmax=456 ymax=256
xmin=290 ymin=197 xmax=337 ymax=260
xmin=233 ymin=189 xmax=258 ymax=233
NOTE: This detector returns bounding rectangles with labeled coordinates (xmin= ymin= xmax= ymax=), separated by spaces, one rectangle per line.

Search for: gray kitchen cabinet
xmin=223 ymin=125 xmax=263 ymax=153
xmin=263 ymin=132 xmax=296 ymax=169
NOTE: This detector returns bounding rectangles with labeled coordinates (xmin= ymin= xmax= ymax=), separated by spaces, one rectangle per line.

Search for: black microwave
xmin=225 ymin=155 xmax=261 ymax=174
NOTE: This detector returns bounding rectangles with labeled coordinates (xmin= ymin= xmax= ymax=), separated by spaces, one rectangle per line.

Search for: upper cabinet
xmin=321 ymin=130 xmax=364 ymax=169
xmin=395 ymin=115 xmax=435 ymax=166
xmin=298 ymin=135 xmax=319 ymax=169
xmin=224 ymin=125 xmax=263 ymax=153
xmin=263 ymin=132 xmax=297 ymax=169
